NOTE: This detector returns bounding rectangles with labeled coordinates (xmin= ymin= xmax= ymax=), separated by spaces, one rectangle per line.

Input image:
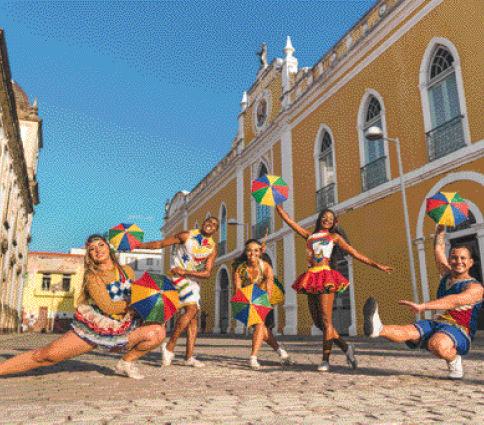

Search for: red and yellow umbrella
xmin=251 ymin=174 xmax=289 ymax=207
xmin=426 ymin=192 xmax=468 ymax=227
xmin=130 ymin=272 xmax=179 ymax=323
xmin=230 ymin=284 xmax=272 ymax=327
xmin=109 ymin=223 xmax=144 ymax=251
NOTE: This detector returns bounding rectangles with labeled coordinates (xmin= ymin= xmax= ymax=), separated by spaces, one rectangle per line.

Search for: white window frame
xmin=313 ymin=124 xmax=338 ymax=204
xmin=419 ymin=37 xmax=471 ymax=148
xmin=357 ymin=90 xmax=391 ymax=184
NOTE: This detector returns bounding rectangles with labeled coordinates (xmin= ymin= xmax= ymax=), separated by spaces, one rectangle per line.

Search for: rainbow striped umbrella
xmin=130 ymin=272 xmax=179 ymax=323
xmin=109 ymin=223 xmax=144 ymax=251
xmin=230 ymin=284 xmax=272 ymax=327
xmin=426 ymin=192 xmax=468 ymax=227
xmin=251 ymin=174 xmax=289 ymax=207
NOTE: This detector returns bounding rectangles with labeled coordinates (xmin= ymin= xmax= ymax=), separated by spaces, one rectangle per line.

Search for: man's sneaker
xmin=345 ymin=344 xmax=358 ymax=370
xmin=161 ymin=341 xmax=175 ymax=367
xmin=249 ymin=356 xmax=261 ymax=369
xmin=278 ymin=347 xmax=293 ymax=366
xmin=363 ymin=297 xmax=384 ymax=337
xmin=317 ymin=360 xmax=330 ymax=372
xmin=183 ymin=356 xmax=205 ymax=368
xmin=447 ymin=355 xmax=463 ymax=380
xmin=114 ymin=360 xmax=144 ymax=380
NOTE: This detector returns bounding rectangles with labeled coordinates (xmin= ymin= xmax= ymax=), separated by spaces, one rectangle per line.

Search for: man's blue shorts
xmin=405 ymin=320 xmax=470 ymax=355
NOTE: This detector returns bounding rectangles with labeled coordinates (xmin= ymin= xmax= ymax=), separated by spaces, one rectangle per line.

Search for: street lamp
xmin=365 ymin=126 xmax=420 ymax=319
xmin=228 ymin=218 xmax=249 ymax=240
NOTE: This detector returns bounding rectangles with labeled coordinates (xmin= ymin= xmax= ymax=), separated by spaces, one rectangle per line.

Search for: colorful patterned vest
xmin=434 ymin=274 xmax=484 ymax=340
xmin=173 ymin=229 xmax=215 ymax=271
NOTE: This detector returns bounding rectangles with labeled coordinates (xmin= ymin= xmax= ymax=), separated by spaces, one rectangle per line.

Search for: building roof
xmin=29 ymin=251 xmax=84 ymax=258
xmin=11 ymin=80 xmax=30 ymax=110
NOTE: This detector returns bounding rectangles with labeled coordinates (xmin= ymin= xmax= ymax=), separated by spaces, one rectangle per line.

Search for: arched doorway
xmin=219 ymin=268 xmax=230 ymax=334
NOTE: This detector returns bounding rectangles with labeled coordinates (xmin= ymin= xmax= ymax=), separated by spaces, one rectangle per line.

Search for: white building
xmin=0 ymin=29 xmax=42 ymax=333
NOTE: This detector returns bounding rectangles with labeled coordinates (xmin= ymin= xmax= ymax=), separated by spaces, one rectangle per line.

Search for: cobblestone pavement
xmin=1 ymin=332 xmax=484 ymax=424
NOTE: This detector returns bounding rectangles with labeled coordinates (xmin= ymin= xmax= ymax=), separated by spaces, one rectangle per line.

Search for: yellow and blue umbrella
xmin=251 ymin=174 xmax=289 ymax=207
xmin=426 ymin=192 xmax=468 ymax=227
xmin=230 ymin=284 xmax=272 ymax=327
xmin=130 ymin=272 xmax=179 ymax=323
xmin=109 ymin=223 xmax=144 ymax=251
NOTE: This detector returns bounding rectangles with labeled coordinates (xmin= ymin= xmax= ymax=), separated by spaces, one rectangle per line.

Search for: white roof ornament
xmin=283 ymin=36 xmax=295 ymax=58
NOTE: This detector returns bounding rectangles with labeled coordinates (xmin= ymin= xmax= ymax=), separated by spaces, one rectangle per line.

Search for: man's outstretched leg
xmin=363 ymin=297 xmax=464 ymax=379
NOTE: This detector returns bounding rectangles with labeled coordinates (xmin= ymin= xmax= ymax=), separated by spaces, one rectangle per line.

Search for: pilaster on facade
xmin=280 ymin=124 xmax=297 ymax=335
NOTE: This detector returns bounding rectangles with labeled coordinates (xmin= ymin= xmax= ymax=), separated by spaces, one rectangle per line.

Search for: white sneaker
xmin=278 ymin=348 xmax=293 ymax=366
xmin=345 ymin=344 xmax=358 ymax=370
xmin=447 ymin=355 xmax=463 ymax=380
xmin=161 ymin=341 xmax=175 ymax=367
xmin=249 ymin=356 xmax=261 ymax=369
xmin=114 ymin=360 xmax=144 ymax=380
xmin=363 ymin=297 xmax=384 ymax=338
xmin=183 ymin=356 xmax=205 ymax=368
xmin=317 ymin=360 xmax=330 ymax=372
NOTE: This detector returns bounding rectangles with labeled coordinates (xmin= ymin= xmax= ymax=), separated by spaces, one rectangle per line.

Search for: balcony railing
xmin=217 ymin=240 xmax=227 ymax=257
xmin=360 ymin=156 xmax=388 ymax=192
xmin=252 ymin=218 xmax=271 ymax=240
xmin=316 ymin=183 xmax=336 ymax=212
xmin=426 ymin=115 xmax=465 ymax=162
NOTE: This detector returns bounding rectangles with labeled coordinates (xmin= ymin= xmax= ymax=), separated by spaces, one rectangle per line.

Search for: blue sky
xmin=1 ymin=0 xmax=373 ymax=252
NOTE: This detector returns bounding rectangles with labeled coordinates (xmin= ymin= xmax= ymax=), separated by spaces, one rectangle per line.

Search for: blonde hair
xmin=77 ymin=234 xmax=121 ymax=305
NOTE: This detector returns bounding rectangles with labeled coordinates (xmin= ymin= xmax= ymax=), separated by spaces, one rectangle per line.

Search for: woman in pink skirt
xmin=276 ymin=204 xmax=393 ymax=372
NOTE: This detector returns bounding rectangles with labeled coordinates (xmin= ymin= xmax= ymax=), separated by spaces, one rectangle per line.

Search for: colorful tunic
xmin=71 ymin=265 xmax=134 ymax=350
xmin=168 ymin=229 xmax=215 ymax=308
xmin=292 ymin=231 xmax=349 ymax=294
xmin=237 ymin=259 xmax=266 ymax=290
xmin=433 ymin=274 xmax=484 ymax=341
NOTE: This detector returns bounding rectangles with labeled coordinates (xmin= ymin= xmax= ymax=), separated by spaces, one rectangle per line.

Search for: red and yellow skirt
xmin=292 ymin=265 xmax=350 ymax=294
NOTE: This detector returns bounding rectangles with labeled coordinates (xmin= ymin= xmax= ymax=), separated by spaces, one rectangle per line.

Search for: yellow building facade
xmin=162 ymin=0 xmax=484 ymax=335
xmin=23 ymin=252 xmax=84 ymax=332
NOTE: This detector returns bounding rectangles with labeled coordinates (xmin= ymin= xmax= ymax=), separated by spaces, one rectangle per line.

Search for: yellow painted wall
xmin=23 ymin=254 xmax=84 ymax=331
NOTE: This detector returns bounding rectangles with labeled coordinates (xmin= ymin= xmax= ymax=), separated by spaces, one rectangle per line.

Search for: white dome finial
xmin=283 ymin=36 xmax=295 ymax=58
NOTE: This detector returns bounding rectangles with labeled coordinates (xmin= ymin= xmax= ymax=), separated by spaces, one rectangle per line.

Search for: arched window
xmin=218 ymin=204 xmax=227 ymax=256
xmin=254 ymin=164 xmax=271 ymax=240
xmin=360 ymin=95 xmax=388 ymax=191
xmin=316 ymin=130 xmax=335 ymax=211
xmin=426 ymin=45 xmax=465 ymax=161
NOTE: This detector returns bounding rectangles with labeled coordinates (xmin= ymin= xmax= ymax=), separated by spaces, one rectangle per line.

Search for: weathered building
xmin=0 ymin=29 xmax=42 ymax=332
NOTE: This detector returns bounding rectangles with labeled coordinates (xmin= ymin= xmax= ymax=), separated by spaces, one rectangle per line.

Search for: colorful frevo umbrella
xmin=251 ymin=174 xmax=289 ymax=207
xmin=426 ymin=192 xmax=468 ymax=227
xmin=130 ymin=272 xmax=179 ymax=323
xmin=270 ymin=277 xmax=285 ymax=305
xmin=230 ymin=284 xmax=272 ymax=327
xmin=109 ymin=223 xmax=144 ymax=251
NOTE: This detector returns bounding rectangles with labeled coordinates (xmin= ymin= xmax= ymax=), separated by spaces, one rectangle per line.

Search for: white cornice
xmin=299 ymin=137 xmax=484 ymax=230
xmin=290 ymin=0 xmax=443 ymax=128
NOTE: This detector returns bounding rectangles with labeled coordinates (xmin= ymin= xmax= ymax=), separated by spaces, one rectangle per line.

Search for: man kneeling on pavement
xmin=364 ymin=224 xmax=484 ymax=379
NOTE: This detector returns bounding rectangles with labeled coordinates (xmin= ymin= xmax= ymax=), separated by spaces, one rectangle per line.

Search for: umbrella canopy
xmin=251 ymin=174 xmax=289 ymax=207
xmin=270 ymin=277 xmax=285 ymax=305
xmin=109 ymin=223 xmax=144 ymax=251
xmin=130 ymin=272 xmax=179 ymax=323
xmin=230 ymin=284 xmax=272 ymax=327
xmin=426 ymin=192 xmax=468 ymax=227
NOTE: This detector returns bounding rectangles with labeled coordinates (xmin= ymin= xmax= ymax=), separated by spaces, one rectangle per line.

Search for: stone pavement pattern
xmin=1 ymin=333 xmax=484 ymax=424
